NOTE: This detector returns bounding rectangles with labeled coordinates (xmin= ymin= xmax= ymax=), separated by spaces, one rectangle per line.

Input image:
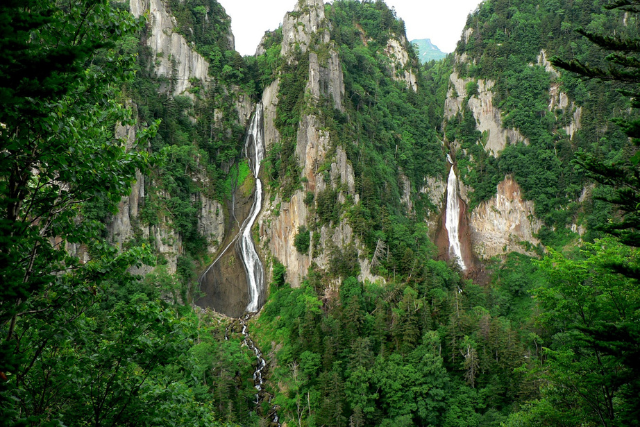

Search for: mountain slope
xmin=411 ymin=38 xmax=447 ymax=62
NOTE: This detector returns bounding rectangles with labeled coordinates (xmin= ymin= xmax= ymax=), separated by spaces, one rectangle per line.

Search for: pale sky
xmin=218 ymin=0 xmax=483 ymax=56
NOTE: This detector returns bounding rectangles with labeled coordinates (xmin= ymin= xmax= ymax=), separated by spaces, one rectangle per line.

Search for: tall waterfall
xmin=445 ymin=167 xmax=466 ymax=271
xmin=241 ymin=103 xmax=265 ymax=313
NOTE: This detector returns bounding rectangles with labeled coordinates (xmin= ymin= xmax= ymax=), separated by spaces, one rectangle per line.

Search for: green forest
xmin=1 ymin=0 xmax=639 ymax=426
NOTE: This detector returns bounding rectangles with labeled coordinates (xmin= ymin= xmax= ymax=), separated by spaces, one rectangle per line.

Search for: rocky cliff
xmin=384 ymin=36 xmax=418 ymax=92
xmin=445 ymin=66 xmax=527 ymax=156
xmin=441 ymin=23 xmax=590 ymax=259
xmin=107 ymin=0 xmax=251 ymax=277
xmin=470 ymin=176 xmax=542 ymax=259
xmin=256 ymin=0 xmax=377 ymax=288
xmin=111 ymin=0 xmax=602 ymax=317
xmin=130 ymin=0 xmax=210 ymax=96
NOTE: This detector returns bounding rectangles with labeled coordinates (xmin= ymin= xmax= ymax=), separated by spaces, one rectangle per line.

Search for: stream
xmin=225 ymin=315 xmax=280 ymax=426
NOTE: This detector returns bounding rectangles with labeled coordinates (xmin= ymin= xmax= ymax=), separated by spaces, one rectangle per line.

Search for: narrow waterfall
xmin=241 ymin=103 xmax=265 ymax=313
xmin=445 ymin=167 xmax=467 ymax=271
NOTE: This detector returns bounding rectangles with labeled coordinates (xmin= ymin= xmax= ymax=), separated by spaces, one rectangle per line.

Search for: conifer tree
xmin=547 ymin=3 xmax=640 ymax=422
xmin=552 ymin=0 xmax=640 ymax=257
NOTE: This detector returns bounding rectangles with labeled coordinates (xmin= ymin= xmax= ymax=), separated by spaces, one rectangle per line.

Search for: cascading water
xmin=241 ymin=103 xmax=265 ymax=313
xmin=445 ymin=159 xmax=466 ymax=271
xmin=233 ymin=316 xmax=280 ymax=426
xmin=215 ymin=104 xmax=279 ymax=424
xmin=198 ymin=103 xmax=266 ymax=313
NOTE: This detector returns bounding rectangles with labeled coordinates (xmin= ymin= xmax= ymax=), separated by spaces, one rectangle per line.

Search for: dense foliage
xmin=445 ymin=0 xmax=634 ymax=244
xmin=251 ymin=255 xmax=547 ymax=426
xmin=0 ymin=1 xmax=258 ymax=425
xmin=3 ymin=0 xmax=640 ymax=426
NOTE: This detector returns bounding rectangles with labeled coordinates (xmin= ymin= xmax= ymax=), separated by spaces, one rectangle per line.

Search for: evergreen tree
xmin=552 ymin=0 xmax=640 ymax=254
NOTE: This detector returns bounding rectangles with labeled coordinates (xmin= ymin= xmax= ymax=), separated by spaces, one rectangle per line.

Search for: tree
xmin=0 ymin=1 xmax=163 ymax=423
xmin=552 ymin=0 xmax=640 ymax=252
xmin=544 ymin=2 xmax=640 ymax=424
xmin=527 ymin=240 xmax=640 ymax=426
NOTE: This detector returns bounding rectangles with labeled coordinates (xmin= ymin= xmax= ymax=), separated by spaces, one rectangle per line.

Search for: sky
xmin=217 ymin=0 xmax=483 ymax=56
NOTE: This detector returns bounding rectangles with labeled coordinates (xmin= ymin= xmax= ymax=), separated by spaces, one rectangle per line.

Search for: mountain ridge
xmin=411 ymin=37 xmax=447 ymax=62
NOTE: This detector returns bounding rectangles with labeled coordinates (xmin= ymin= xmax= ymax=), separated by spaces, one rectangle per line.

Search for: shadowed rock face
xmin=197 ymin=245 xmax=249 ymax=318
xmin=196 ymin=182 xmax=257 ymax=318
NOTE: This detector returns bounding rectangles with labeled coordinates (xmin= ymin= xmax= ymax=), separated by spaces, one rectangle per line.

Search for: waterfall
xmin=445 ymin=167 xmax=466 ymax=271
xmin=241 ymin=103 xmax=265 ymax=313
xmin=198 ymin=103 xmax=266 ymax=313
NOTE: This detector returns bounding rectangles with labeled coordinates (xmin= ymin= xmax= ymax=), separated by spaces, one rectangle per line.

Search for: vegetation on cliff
xmin=445 ymin=0 xmax=635 ymax=248
xmin=2 ymin=0 xmax=640 ymax=426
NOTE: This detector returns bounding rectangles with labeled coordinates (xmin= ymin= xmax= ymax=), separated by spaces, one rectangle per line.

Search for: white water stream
xmin=198 ymin=103 xmax=266 ymax=312
xmin=445 ymin=166 xmax=466 ymax=271
xmin=241 ymin=103 xmax=265 ymax=313
xmin=228 ymin=316 xmax=280 ymax=426
xmin=218 ymin=103 xmax=279 ymax=424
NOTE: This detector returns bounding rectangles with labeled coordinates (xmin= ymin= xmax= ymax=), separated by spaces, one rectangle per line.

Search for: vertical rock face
xmin=130 ymin=0 xmax=210 ymax=96
xmin=281 ymin=0 xmax=329 ymax=57
xmin=107 ymin=0 xmax=238 ymax=276
xmin=470 ymin=176 xmax=542 ymax=259
xmin=260 ymin=192 xmax=310 ymax=288
xmin=383 ymin=36 xmax=418 ymax=92
xmin=107 ymin=123 xmax=229 ymax=275
xmin=307 ymin=51 xmax=345 ymax=111
xmin=262 ymin=79 xmax=281 ymax=150
xmin=399 ymin=173 xmax=413 ymax=214
xmin=256 ymin=1 xmax=382 ymax=288
xmin=540 ymin=50 xmax=582 ymax=139
xmin=445 ymin=71 xmax=527 ymax=156
xmin=197 ymin=194 xmax=225 ymax=254
xmin=258 ymin=114 xmax=370 ymax=288
xmin=296 ymin=115 xmax=331 ymax=188
xmin=421 ymin=176 xmax=447 ymax=233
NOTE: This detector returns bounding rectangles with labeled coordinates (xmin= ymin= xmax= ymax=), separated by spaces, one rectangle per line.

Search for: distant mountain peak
xmin=411 ymin=38 xmax=447 ymax=63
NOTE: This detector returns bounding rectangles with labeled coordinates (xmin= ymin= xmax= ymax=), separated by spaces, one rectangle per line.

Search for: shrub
xmin=294 ymin=226 xmax=311 ymax=254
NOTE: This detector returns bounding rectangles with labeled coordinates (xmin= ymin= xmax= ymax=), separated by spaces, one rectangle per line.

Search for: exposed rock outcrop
xmin=260 ymin=110 xmax=358 ymax=288
xmin=384 ymin=36 xmax=418 ymax=91
xmin=258 ymin=17 xmax=380 ymax=286
xmin=197 ymin=195 xmax=225 ymax=254
xmin=421 ymin=176 xmax=447 ymax=232
xmin=445 ymin=71 xmax=527 ymax=156
xmin=400 ymin=173 xmax=413 ymax=213
xmin=537 ymin=49 xmax=560 ymax=78
xmin=296 ymin=115 xmax=331 ymax=188
xmin=262 ymin=79 xmax=281 ymax=150
xmin=260 ymin=191 xmax=310 ymax=288
xmin=307 ymin=50 xmax=345 ymax=111
xmin=540 ymin=50 xmax=582 ymax=139
xmin=107 ymin=123 xmax=225 ymax=276
xmin=235 ymin=90 xmax=254 ymax=127
xmin=470 ymin=176 xmax=542 ymax=259
xmin=281 ymin=0 xmax=329 ymax=58
xmin=130 ymin=0 xmax=210 ymax=96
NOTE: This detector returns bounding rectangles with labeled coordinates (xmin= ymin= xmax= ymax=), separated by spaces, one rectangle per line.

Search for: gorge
xmin=2 ymin=0 xmax=639 ymax=426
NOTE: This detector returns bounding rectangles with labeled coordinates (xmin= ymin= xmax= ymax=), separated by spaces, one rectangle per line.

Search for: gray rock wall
xmin=130 ymin=0 xmax=210 ymax=96
xmin=281 ymin=0 xmax=329 ymax=58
